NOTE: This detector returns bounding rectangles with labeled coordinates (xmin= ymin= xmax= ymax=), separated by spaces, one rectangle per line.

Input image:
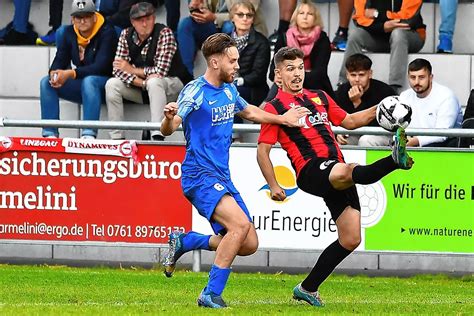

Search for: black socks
xmin=277 ymin=20 xmax=290 ymax=34
xmin=302 ymin=240 xmax=352 ymax=292
xmin=352 ymin=155 xmax=398 ymax=185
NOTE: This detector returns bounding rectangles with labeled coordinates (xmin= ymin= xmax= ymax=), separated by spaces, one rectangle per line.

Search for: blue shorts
xmin=182 ymin=174 xmax=252 ymax=235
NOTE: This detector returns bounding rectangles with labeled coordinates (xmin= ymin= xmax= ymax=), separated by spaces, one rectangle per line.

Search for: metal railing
xmin=1 ymin=117 xmax=474 ymax=138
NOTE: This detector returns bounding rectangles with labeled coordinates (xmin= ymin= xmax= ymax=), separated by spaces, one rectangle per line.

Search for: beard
xmin=219 ymin=68 xmax=235 ymax=84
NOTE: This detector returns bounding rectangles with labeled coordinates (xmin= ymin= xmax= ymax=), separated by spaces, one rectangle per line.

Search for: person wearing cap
xmin=39 ymin=0 xmax=118 ymax=139
xmin=105 ymin=2 xmax=192 ymax=141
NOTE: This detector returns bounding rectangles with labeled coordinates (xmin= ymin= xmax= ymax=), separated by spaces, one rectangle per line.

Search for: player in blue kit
xmin=160 ymin=33 xmax=309 ymax=308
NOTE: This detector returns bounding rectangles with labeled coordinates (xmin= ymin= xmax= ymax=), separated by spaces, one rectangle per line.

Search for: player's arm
xmin=256 ymin=143 xmax=286 ymax=201
xmin=238 ymin=104 xmax=310 ymax=127
xmin=340 ymin=105 xmax=377 ymax=130
xmin=160 ymin=102 xmax=182 ymax=136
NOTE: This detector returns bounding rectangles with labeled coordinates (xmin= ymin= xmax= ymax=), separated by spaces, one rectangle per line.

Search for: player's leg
xmin=295 ymin=188 xmax=360 ymax=306
xmin=197 ymin=194 xmax=253 ymax=308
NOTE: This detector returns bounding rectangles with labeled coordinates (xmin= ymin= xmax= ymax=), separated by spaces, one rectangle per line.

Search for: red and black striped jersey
xmin=259 ymin=88 xmax=348 ymax=176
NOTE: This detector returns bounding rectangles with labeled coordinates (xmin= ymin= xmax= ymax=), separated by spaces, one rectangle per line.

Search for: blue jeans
xmin=439 ymin=0 xmax=458 ymax=39
xmin=40 ymin=75 xmax=108 ymax=137
xmin=177 ymin=17 xmax=217 ymax=75
xmin=0 ymin=0 xmax=31 ymax=37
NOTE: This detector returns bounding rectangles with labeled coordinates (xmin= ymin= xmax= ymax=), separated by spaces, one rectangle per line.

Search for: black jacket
xmin=335 ymin=79 xmax=395 ymax=126
xmin=50 ymin=19 xmax=118 ymax=78
xmin=234 ymin=27 xmax=270 ymax=105
xmin=268 ymin=30 xmax=335 ymax=100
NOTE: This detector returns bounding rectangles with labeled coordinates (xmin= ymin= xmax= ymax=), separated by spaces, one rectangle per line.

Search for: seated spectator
xmin=267 ymin=0 xmax=335 ymax=101
xmin=336 ymin=53 xmax=396 ymax=146
xmin=267 ymin=0 xmax=353 ymax=52
xmin=338 ymin=0 xmax=425 ymax=94
xmin=39 ymin=0 xmax=118 ymax=139
xmin=0 ymin=0 xmax=37 ymax=45
xmin=459 ymin=89 xmax=474 ymax=148
xmin=399 ymin=58 xmax=463 ymax=147
xmin=106 ymin=2 xmax=192 ymax=141
xmin=226 ymin=0 xmax=270 ymax=106
xmin=177 ymin=0 xmax=267 ymax=76
xmin=437 ymin=0 xmax=458 ymax=54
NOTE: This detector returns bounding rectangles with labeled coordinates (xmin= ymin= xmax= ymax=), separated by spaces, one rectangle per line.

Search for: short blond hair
xmin=289 ymin=0 xmax=324 ymax=30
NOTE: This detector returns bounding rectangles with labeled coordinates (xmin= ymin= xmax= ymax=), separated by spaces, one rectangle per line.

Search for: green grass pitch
xmin=0 ymin=264 xmax=472 ymax=315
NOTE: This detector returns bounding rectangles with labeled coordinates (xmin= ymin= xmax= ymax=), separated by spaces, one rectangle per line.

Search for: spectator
xmin=36 ymin=0 xmax=63 ymax=46
xmin=399 ymin=58 xmax=463 ymax=147
xmin=40 ymin=0 xmax=118 ymax=139
xmin=437 ymin=0 xmax=458 ymax=54
xmin=267 ymin=0 xmax=335 ymax=101
xmin=106 ymin=2 xmax=192 ymax=141
xmin=226 ymin=0 xmax=270 ymax=106
xmin=336 ymin=53 xmax=396 ymax=146
xmin=0 ymin=0 xmax=37 ymax=45
xmin=459 ymin=89 xmax=474 ymax=148
xmin=37 ymin=0 xmax=175 ymax=46
xmin=268 ymin=0 xmax=354 ymax=53
xmin=338 ymin=0 xmax=426 ymax=94
xmin=177 ymin=0 xmax=267 ymax=76
xmin=331 ymin=0 xmax=354 ymax=51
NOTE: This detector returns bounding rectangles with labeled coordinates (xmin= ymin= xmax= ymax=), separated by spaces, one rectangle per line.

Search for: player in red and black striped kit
xmin=257 ymin=47 xmax=413 ymax=307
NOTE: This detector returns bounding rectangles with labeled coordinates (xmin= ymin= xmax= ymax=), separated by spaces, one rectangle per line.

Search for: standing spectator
xmin=400 ymin=58 xmax=463 ymax=147
xmin=226 ymin=0 xmax=270 ymax=106
xmin=331 ymin=0 xmax=354 ymax=51
xmin=0 ymin=0 xmax=36 ymax=45
xmin=267 ymin=0 xmax=335 ymax=101
xmin=437 ymin=0 xmax=458 ymax=54
xmin=40 ymin=0 xmax=118 ymax=139
xmin=338 ymin=0 xmax=425 ymax=94
xmin=336 ymin=53 xmax=396 ymax=146
xmin=36 ymin=0 xmax=63 ymax=46
xmin=177 ymin=0 xmax=267 ymax=76
xmin=105 ymin=2 xmax=192 ymax=141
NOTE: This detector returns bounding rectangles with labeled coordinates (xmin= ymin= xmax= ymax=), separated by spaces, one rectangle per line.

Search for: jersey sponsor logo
xmin=211 ymin=103 xmax=235 ymax=125
xmin=319 ymin=160 xmax=335 ymax=170
xmin=300 ymin=112 xmax=329 ymax=128
xmin=214 ymin=183 xmax=225 ymax=191
xmin=224 ymin=88 xmax=233 ymax=100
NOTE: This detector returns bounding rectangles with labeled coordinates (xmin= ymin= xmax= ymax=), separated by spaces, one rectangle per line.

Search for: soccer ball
xmin=376 ymin=96 xmax=412 ymax=132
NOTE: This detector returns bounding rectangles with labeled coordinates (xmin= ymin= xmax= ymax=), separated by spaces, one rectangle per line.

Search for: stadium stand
xmin=0 ymin=0 xmax=473 ymax=140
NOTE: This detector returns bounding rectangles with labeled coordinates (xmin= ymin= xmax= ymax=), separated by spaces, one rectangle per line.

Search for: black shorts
xmin=296 ymin=158 xmax=361 ymax=221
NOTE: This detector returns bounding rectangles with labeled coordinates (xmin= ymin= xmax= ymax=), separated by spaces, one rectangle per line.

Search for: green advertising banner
xmin=365 ymin=150 xmax=474 ymax=253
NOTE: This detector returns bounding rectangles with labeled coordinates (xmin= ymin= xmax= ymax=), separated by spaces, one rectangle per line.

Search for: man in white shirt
xmin=399 ymin=58 xmax=463 ymax=147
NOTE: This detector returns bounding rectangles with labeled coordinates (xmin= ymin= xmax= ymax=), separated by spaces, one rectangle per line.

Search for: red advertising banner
xmin=0 ymin=137 xmax=191 ymax=244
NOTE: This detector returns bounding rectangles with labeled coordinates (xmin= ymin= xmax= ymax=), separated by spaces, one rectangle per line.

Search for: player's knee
xmin=330 ymin=164 xmax=354 ymax=189
xmin=239 ymin=238 xmax=258 ymax=256
xmin=340 ymin=233 xmax=361 ymax=251
xmin=228 ymin=220 xmax=251 ymax=239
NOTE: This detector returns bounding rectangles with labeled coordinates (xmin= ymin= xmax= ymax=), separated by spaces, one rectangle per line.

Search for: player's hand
xmin=384 ymin=19 xmax=410 ymax=33
xmin=336 ymin=134 xmax=349 ymax=145
xmin=283 ymin=106 xmax=311 ymax=127
xmin=164 ymin=102 xmax=178 ymax=120
xmin=348 ymin=85 xmax=363 ymax=107
xmin=270 ymin=185 xmax=286 ymax=201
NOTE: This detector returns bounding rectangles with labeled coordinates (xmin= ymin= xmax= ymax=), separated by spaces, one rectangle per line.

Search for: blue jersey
xmin=177 ymin=76 xmax=248 ymax=180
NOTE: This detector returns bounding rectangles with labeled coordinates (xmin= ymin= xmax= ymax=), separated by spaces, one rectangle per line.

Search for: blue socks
xmin=182 ymin=231 xmax=211 ymax=252
xmin=205 ymin=264 xmax=232 ymax=296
